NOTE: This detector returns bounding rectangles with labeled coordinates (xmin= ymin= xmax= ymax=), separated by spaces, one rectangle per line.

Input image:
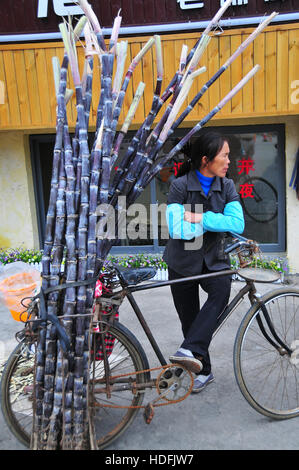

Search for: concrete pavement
xmin=1 ymin=275 xmax=299 ymax=451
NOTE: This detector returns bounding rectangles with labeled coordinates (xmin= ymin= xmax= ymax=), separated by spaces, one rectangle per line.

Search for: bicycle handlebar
xmin=224 ymin=232 xmax=259 ymax=255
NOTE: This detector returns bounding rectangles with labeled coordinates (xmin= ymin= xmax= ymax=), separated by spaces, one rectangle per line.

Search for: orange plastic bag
xmin=0 ymin=262 xmax=41 ymax=321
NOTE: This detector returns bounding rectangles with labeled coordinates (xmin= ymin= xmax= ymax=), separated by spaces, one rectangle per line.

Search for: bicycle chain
xmin=89 ymin=363 xmax=194 ymax=409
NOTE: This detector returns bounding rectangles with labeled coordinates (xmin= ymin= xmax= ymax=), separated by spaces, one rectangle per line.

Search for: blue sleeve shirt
xmin=166 ymin=200 xmax=244 ymax=240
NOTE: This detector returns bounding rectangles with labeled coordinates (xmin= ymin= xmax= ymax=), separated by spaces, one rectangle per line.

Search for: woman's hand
xmin=184 ymin=211 xmax=203 ymax=224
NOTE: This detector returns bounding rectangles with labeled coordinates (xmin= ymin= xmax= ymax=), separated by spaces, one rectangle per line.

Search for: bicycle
xmin=1 ymin=233 xmax=299 ymax=450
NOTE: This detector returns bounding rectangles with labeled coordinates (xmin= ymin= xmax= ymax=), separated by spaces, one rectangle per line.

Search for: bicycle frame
xmin=115 ymin=268 xmax=292 ymax=367
xmin=119 ymin=269 xmax=251 ymax=367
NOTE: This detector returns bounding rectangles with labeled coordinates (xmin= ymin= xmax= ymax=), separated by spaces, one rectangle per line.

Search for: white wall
xmin=0 ymin=131 xmax=38 ymax=250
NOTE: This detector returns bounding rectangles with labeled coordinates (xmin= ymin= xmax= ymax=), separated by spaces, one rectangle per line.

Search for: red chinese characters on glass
xmin=237 ymin=158 xmax=255 ymax=175
xmin=239 ymin=183 xmax=255 ymax=199
xmin=174 ymin=162 xmax=183 ymax=176
xmin=238 ymin=157 xmax=255 ymax=199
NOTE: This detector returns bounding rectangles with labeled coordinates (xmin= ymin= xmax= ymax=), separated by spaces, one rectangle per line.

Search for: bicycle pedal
xmin=143 ymin=403 xmax=155 ymax=425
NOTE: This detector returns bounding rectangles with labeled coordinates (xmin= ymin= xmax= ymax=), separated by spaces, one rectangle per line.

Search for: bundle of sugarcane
xmin=31 ymin=0 xmax=277 ymax=450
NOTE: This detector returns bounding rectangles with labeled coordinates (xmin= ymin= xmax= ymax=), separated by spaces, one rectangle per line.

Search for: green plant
xmin=229 ymin=254 xmax=289 ymax=275
xmin=0 ymin=248 xmax=289 ymax=275
xmin=104 ymin=254 xmax=168 ymax=270
xmin=0 ymin=248 xmax=43 ymax=265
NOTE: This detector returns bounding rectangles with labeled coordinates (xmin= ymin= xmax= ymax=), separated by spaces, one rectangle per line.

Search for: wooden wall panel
xmin=289 ymin=29 xmax=299 ymax=114
xmin=3 ymin=50 xmax=21 ymax=126
xmin=276 ymin=30 xmax=289 ymax=113
xmin=24 ymin=50 xmax=42 ymax=125
xmin=0 ymin=51 xmax=10 ymax=126
xmin=253 ymin=32 xmax=265 ymax=114
xmin=0 ymin=23 xmax=298 ymax=131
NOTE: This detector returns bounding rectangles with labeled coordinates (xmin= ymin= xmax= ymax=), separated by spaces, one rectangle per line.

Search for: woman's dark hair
xmin=176 ymin=131 xmax=227 ymax=178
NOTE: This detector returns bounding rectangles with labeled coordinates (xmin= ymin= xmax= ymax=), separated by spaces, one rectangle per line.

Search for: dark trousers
xmin=168 ymin=265 xmax=232 ymax=375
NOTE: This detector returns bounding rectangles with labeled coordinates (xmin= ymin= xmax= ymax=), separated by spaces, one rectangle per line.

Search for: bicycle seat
xmin=114 ymin=266 xmax=157 ymax=286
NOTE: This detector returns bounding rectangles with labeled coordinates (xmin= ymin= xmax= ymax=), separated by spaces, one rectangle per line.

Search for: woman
xmin=163 ymin=131 xmax=244 ymax=393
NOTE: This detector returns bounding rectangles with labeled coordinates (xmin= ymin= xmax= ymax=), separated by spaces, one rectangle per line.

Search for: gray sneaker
xmin=192 ymin=372 xmax=214 ymax=393
xmin=169 ymin=350 xmax=203 ymax=374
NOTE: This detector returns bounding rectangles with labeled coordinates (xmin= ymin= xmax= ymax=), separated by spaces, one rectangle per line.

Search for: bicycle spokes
xmin=235 ymin=290 xmax=299 ymax=418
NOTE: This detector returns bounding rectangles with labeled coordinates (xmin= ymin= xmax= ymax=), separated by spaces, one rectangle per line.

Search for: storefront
xmin=1 ymin=1 xmax=299 ymax=271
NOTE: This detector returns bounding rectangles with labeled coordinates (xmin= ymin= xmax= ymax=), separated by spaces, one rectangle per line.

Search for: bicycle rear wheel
xmin=88 ymin=321 xmax=150 ymax=449
xmin=234 ymin=288 xmax=299 ymax=419
xmin=1 ymin=341 xmax=34 ymax=447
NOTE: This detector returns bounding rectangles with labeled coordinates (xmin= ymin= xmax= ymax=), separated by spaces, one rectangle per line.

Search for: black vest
xmin=163 ymin=170 xmax=240 ymax=276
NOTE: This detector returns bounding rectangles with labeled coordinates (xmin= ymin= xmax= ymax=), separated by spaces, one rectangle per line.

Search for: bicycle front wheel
xmin=1 ymin=341 xmax=35 ymax=447
xmin=89 ymin=321 xmax=150 ymax=449
xmin=234 ymin=288 xmax=299 ymax=419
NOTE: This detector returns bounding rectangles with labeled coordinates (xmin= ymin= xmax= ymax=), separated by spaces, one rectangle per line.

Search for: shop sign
xmin=37 ymin=0 xmax=285 ymax=17
xmin=177 ymin=1 xmax=204 ymax=9
xmin=38 ymin=0 xmax=83 ymax=18
xmin=0 ymin=0 xmax=295 ymax=37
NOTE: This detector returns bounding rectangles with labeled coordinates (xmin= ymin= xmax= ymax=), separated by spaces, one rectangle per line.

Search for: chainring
xmin=156 ymin=364 xmax=194 ymax=403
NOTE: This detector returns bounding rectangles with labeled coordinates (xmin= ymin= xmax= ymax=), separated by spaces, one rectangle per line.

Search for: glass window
xmin=225 ymin=131 xmax=280 ymax=246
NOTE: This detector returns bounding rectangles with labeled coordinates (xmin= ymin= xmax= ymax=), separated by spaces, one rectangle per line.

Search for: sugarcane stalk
xmin=43 ymin=148 xmax=66 ymax=450
xmin=109 ymin=10 xmax=122 ymax=52
xmin=112 ymin=41 xmax=128 ymax=106
xmin=81 ymin=23 xmax=96 ymax=133
xmin=76 ymin=0 xmax=106 ymax=52
xmin=71 ymin=32 xmax=96 ymax=445
xmin=73 ymin=87 xmax=91 ymax=450
xmin=43 ymin=48 xmax=78 ymax=450
xmin=58 ymin=19 xmax=92 ymax=450
xmin=97 ymin=54 xmax=114 ymax=206
xmin=81 ymin=58 xmax=93 ymax=129
xmin=32 ymin=54 xmax=69 ymax=450
xmin=60 ymin=115 xmax=78 ymax=449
